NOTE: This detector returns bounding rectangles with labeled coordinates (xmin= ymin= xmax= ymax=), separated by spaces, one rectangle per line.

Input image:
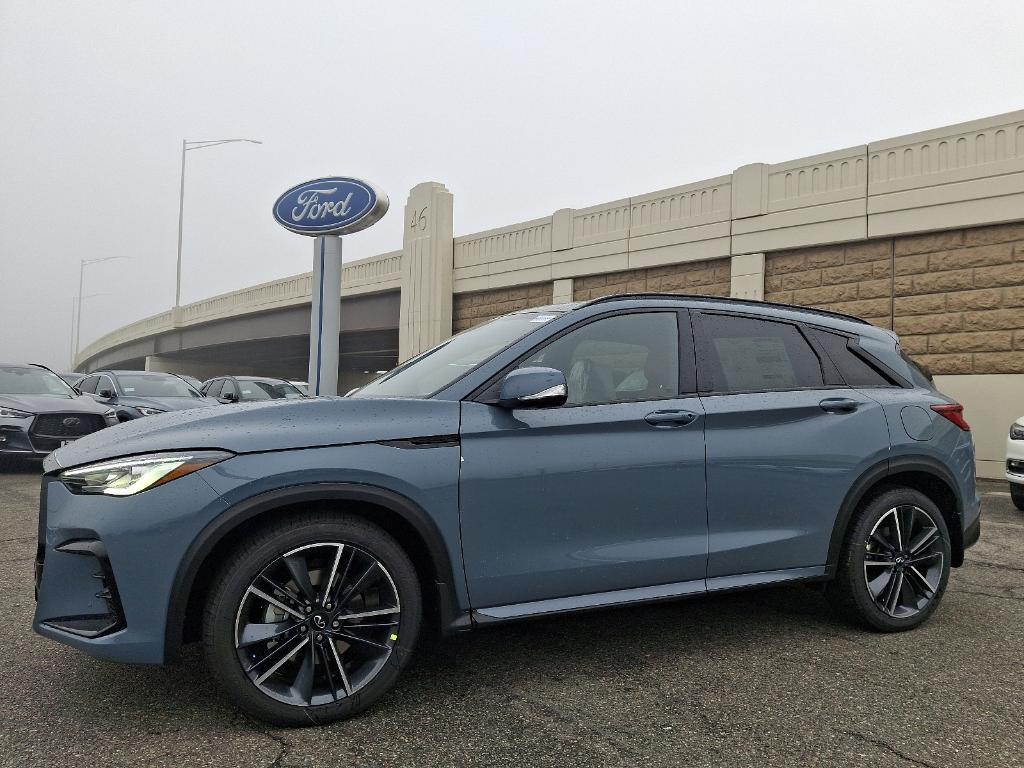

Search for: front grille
xmin=31 ymin=413 xmax=105 ymax=438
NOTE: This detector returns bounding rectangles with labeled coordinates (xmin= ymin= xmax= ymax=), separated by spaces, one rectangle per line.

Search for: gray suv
xmin=33 ymin=294 xmax=980 ymax=726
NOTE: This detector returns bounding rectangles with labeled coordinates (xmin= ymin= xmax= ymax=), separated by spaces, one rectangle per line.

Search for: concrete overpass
xmin=76 ymin=252 xmax=402 ymax=392
xmin=77 ymin=109 xmax=1024 ymax=478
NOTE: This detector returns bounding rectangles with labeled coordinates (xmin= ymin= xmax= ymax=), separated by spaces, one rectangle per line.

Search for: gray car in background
xmin=77 ymin=370 xmax=219 ymax=420
xmin=0 ymin=364 xmax=117 ymax=458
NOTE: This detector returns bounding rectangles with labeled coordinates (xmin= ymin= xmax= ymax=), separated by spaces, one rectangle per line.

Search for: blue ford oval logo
xmin=272 ymin=177 xmax=389 ymax=236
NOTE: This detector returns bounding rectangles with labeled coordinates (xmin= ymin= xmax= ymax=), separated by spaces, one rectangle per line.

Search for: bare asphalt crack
xmin=507 ymin=691 xmax=639 ymax=759
xmin=839 ymin=730 xmax=939 ymax=768
xmin=966 ymin=559 xmax=1024 ymax=573
xmin=231 ymin=711 xmax=292 ymax=768
xmin=950 ymin=588 xmax=1023 ymax=602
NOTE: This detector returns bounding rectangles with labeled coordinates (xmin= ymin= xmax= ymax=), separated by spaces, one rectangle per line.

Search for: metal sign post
xmin=272 ymin=177 xmax=389 ymax=396
xmin=308 ymin=235 xmax=343 ymax=396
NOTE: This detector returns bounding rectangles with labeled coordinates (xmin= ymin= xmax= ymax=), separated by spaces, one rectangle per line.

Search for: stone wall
xmin=765 ymin=222 xmax=1024 ymax=375
xmin=572 ymin=259 xmax=731 ymax=301
xmin=452 ymin=282 xmax=553 ymax=333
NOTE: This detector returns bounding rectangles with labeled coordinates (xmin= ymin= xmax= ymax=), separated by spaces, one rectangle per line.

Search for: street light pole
xmin=75 ymin=256 xmax=128 ymax=366
xmin=174 ymin=138 xmax=261 ymax=308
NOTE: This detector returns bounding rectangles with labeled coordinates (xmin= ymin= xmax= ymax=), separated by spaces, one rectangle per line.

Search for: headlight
xmin=135 ymin=407 xmax=166 ymax=417
xmin=59 ymin=450 xmax=232 ymax=496
xmin=1011 ymin=423 xmax=1024 ymax=441
xmin=0 ymin=407 xmax=32 ymax=419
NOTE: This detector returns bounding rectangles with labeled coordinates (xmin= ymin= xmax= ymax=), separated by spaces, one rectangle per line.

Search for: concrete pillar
xmin=552 ymin=278 xmax=574 ymax=304
xmin=730 ymin=253 xmax=765 ymax=300
xmin=398 ymin=182 xmax=454 ymax=362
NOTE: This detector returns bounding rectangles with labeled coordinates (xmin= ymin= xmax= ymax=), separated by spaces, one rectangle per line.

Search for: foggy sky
xmin=2 ymin=0 xmax=1023 ymax=369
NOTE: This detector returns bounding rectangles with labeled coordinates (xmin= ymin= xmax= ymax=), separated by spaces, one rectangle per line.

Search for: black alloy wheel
xmin=204 ymin=513 xmax=421 ymax=726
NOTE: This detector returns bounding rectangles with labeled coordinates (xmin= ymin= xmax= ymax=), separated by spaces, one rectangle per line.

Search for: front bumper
xmin=1006 ymin=431 xmax=1024 ymax=485
xmin=33 ymin=470 xmax=228 ymax=664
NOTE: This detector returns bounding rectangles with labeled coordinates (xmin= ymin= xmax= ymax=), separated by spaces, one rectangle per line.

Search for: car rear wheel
xmin=203 ymin=513 xmax=421 ymax=726
xmin=1011 ymin=483 xmax=1024 ymax=512
xmin=827 ymin=488 xmax=951 ymax=632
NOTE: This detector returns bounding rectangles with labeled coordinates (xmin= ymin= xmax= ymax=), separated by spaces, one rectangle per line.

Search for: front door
xmin=459 ymin=310 xmax=708 ymax=610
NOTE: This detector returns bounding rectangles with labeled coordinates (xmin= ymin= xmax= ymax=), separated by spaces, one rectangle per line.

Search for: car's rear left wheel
xmin=827 ymin=487 xmax=951 ymax=632
xmin=203 ymin=513 xmax=421 ymax=726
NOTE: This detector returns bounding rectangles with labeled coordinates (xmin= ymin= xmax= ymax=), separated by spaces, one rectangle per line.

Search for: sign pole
xmin=272 ymin=176 xmax=388 ymax=397
xmin=309 ymin=235 xmax=343 ymax=396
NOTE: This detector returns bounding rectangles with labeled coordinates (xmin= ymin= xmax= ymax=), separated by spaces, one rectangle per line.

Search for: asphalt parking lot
xmin=0 ymin=464 xmax=1021 ymax=768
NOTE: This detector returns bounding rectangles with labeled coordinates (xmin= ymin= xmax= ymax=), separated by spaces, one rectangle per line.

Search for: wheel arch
xmin=827 ymin=456 xmax=965 ymax=573
xmin=164 ymin=482 xmax=465 ymax=663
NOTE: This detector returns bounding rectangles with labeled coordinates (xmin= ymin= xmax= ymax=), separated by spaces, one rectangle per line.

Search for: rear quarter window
xmin=808 ymin=329 xmax=898 ymax=388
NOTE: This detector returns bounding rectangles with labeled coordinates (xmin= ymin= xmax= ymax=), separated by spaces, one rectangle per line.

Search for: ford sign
xmin=272 ymin=177 xmax=389 ymax=236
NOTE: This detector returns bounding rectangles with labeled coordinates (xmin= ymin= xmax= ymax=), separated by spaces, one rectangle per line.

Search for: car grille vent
xmin=31 ymin=413 xmax=106 ymax=438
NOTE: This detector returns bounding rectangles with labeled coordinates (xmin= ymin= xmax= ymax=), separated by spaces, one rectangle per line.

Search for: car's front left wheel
xmin=203 ymin=512 xmax=421 ymax=726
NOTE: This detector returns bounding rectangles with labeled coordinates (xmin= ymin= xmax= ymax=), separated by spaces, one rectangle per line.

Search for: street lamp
xmin=69 ymin=293 xmax=110 ymax=369
xmin=175 ymin=138 xmax=262 ymax=308
xmin=75 ymin=257 xmax=129 ymax=364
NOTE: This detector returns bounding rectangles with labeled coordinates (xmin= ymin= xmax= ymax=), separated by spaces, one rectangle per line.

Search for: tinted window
xmin=79 ymin=375 xmax=99 ymax=394
xmin=808 ymin=329 xmax=896 ymax=387
xmin=698 ymin=313 xmax=823 ymax=392
xmin=221 ymin=379 xmax=239 ymax=399
xmin=97 ymin=376 xmax=115 ymax=395
xmin=204 ymin=379 xmax=223 ymax=398
xmin=517 ymin=312 xmax=679 ymax=405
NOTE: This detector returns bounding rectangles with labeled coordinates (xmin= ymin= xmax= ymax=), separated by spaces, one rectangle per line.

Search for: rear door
xmin=693 ymin=311 xmax=890 ymax=579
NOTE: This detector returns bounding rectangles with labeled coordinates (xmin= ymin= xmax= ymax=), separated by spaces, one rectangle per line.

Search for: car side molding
xmin=163 ymin=481 xmax=463 ymax=662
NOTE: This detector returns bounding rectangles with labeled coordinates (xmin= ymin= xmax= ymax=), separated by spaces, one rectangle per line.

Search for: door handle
xmin=819 ymin=397 xmax=860 ymax=414
xmin=644 ymin=409 xmax=698 ymax=427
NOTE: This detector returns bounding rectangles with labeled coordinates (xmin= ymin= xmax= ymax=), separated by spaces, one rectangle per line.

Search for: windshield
xmin=354 ymin=311 xmax=561 ymax=399
xmin=239 ymin=380 xmax=305 ymax=400
xmin=0 ymin=367 xmax=75 ymax=396
xmin=117 ymin=374 xmax=202 ymax=398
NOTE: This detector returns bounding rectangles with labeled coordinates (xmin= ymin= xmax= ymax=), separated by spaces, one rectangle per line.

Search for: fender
xmin=163 ymin=482 xmax=463 ymax=662
xmin=826 ymin=455 xmax=964 ymax=570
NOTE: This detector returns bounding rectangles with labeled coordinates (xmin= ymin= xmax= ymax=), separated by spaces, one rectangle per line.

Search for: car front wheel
xmin=827 ymin=488 xmax=951 ymax=632
xmin=203 ymin=512 xmax=421 ymax=726
xmin=1011 ymin=483 xmax=1024 ymax=512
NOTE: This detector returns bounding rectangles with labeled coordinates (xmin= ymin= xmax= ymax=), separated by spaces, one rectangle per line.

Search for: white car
xmin=1008 ymin=416 xmax=1024 ymax=511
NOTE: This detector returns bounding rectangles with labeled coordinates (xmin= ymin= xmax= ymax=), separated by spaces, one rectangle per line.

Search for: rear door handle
xmin=644 ymin=409 xmax=698 ymax=427
xmin=819 ymin=397 xmax=860 ymax=414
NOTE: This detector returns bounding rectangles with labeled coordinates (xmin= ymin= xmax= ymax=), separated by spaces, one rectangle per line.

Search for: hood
xmin=50 ymin=396 xmax=460 ymax=468
xmin=0 ymin=393 xmax=112 ymax=416
xmin=115 ymin=395 xmax=219 ymax=412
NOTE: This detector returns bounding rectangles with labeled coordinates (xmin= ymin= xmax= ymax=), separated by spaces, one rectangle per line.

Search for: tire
xmin=826 ymin=488 xmax=951 ymax=632
xmin=1011 ymin=483 xmax=1024 ymax=512
xmin=203 ymin=512 xmax=421 ymax=726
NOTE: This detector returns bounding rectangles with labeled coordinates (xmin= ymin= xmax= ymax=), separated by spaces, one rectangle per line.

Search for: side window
xmin=516 ymin=312 xmax=679 ymax=405
xmin=807 ymin=329 xmax=897 ymax=388
xmin=221 ymin=379 xmax=239 ymax=399
xmin=98 ymin=375 xmax=115 ymax=395
xmin=697 ymin=313 xmax=824 ymax=393
xmin=79 ymin=375 xmax=98 ymax=394
xmin=205 ymin=379 xmax=223 ymax=398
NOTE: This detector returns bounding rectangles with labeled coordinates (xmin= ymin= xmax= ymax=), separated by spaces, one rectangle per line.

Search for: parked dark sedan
xmin=200 ymin=375 xmax=307 ymax=403
xmin=77 ymin=370 xmax=219 ymax=420
xmin=0 ymin=364 xmax=117 ymax=458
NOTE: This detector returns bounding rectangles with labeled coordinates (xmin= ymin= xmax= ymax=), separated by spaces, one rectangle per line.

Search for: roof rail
xmin=582 ymin=293 xmax=870 ymax=325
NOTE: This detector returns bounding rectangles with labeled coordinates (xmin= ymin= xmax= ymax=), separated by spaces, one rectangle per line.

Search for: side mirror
xmin=497 ymin=367 xmax=568 ymax=409
xmin=73 ymin=387 xmax=83 ymax=396
xmin=98 ymin=389 xmax=113 ymax=399
xmin=220 ymin=392 xmax=239 ymax=403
